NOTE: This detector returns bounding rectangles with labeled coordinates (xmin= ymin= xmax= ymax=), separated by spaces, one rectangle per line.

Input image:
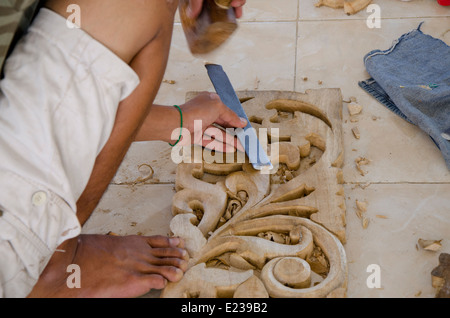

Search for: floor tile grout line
xmin=293 ymin=0 xmax=300 ymax=92
xmin=286 ymin=14 xmax=447 ymax=22
xmin=344 ymin=181 xmax=450 ymax=185
xmin=173 ymin=16 xmax=450 ymax=27
xmin=297 ymin=16 xmax=450 ymax=22
xmin=108 ymin=181 xmax=450 ymax=187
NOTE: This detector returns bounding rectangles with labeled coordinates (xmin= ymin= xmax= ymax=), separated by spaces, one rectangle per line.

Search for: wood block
xmin=161 ymin=89 xmax=347 ymax=298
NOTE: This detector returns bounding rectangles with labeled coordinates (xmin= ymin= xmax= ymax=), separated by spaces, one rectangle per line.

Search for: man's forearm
xmin=134 ymin=104 xmax=181 ymax=143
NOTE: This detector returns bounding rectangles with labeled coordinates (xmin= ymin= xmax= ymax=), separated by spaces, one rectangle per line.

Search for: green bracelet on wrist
xmin=169 ymin=105 xmax=183 ymax=147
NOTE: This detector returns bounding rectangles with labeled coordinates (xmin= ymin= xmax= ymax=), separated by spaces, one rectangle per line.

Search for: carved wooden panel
xmin=161 ymin=89 xmax=347 ymax=298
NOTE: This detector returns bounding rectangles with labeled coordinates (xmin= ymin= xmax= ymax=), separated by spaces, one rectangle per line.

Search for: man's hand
xmin=187 ymin=0 xmax=246 ymax=19
xmin=134 ymin=92 xmax=246 ymax=153
xmin=179 ymin=92 xmax=246 ymax=152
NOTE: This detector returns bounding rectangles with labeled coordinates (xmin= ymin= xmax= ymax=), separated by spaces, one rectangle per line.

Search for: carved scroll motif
xmin=161 ymin=89 xmax=347 ymax=298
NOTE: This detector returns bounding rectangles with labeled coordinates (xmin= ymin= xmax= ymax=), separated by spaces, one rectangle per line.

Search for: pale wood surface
xmin=161 ymin=89 xmax=348 ymax=298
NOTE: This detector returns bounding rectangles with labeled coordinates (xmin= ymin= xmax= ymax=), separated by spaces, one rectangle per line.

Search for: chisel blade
xmin=205 ymin=63 xmax=273 ymax=171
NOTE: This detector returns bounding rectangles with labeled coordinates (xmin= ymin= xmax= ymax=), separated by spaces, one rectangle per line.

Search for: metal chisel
xmin=205 ymin=63 xmax=273 ymax=171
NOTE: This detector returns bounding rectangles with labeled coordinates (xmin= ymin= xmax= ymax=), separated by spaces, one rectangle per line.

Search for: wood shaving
xmin=254 ymin=77 xmax=260 ymax=90
xmin=355 ymin=199 xmax=369 ymax=228
xmin=355 ymin=209 xmax=363 ymax=220
xmin=356 ymin=200 xmax=367 ymax=213
xmin=315 ymin=0 xmax=371 ymax=15
xmin=347 ymin=103 xmax=363 ymax=116
xmin=258 ymin=231 xmax=287 ymax=244
xmin=358 ymin=182 xmax=371 ymax=189
xmin=355 ymin=156 xmax=371 ymax=176
xmin=418 ymin=239 xmax=443 ymax=252
xmin=306 ymin=246 xmax=329 ymax=277
xmin=352 ymin=127 xmax=360 ymax=139
xmin=315 ymin=0 xmax=344 ymax=9
xmin=343 ymin=96 xmax=357 ymax=103
xmin=362 ymin=217 xmax=369 ymax=229
xmin=115 ymin=164 xmax=156 ymax=185
xmin=356 ymin=157 xmax=370 ymax=165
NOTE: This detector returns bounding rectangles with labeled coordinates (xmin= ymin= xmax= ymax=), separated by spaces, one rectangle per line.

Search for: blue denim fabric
xmin=359 ymin=23 xmax=450 ymax=170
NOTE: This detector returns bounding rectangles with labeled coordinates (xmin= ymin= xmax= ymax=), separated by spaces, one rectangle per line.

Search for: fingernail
xmin=240 ymin=117 xmax=247 ymax=125
xmin=209 ymin=92 xmax=220 ymax=100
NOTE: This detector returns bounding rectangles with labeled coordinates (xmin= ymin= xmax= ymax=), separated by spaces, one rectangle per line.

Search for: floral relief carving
xmin=161 ymin=89 xmax=347 ymax=298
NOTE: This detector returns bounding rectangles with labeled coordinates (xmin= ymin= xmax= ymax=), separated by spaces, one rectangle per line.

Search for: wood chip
xmin=356 ymin=165 xmax=365 ymax=176
xmin=358 ymin=182 xmax=371 ymax=189
xmin=356 ymin=157 xmax=370 ymax=165
xmin=355 ymin=199 xmax=368 ymax=221
xmin=418 ymin=239 xmax=443 ymax=252
xmin=355 ymin=156 xmax=371 ymax=176
xmin=352 ymin=127 xmax=360 ymax=139
xmin=254 ymin=77 xmax=260 ymax=90
xmin=347 ymin=103 xmax=363 ymax=116
xmin=375 ymin=215 xmax=388 ymax=219
xmin=356 ymin=200 xmax=367 ymax=213
xmin=362 ymin=217 xmax=369 ymax=229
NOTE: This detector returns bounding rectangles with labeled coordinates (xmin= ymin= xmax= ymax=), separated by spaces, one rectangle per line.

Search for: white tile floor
xmin=83 ymin=0 xmax=450 ymax=298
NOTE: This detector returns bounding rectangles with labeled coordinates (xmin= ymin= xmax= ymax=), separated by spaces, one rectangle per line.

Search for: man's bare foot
xmin=28 ymin=235 xmax=188 ymax=298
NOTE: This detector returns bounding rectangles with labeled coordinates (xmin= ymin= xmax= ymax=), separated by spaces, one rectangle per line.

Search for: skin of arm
xmin=134 ymin=0 xmax=248 ymax=149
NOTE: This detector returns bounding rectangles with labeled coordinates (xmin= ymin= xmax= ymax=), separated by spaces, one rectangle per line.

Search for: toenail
xmin=175 ymin=267 xmax=184 ymax=278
